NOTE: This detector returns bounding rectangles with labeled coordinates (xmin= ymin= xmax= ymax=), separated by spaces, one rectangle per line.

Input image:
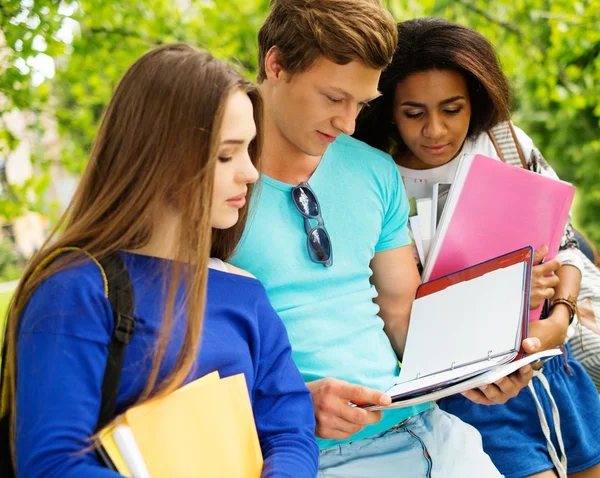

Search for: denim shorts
xmin=317 ymin=404 xmax=502 ymax=478
xmin=440 ymin=345 xmax=600 ymax=478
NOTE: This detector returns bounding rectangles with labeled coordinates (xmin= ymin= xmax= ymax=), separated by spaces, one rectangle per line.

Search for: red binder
xmin=416 ymin=246 xmax=533 ymax=360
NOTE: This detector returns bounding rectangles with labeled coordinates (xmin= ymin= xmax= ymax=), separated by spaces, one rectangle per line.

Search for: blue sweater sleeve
xmin=252 ymin=294 xmax=319 ymax=478
xmin=15 ymin=264 xmax=123 ymax=478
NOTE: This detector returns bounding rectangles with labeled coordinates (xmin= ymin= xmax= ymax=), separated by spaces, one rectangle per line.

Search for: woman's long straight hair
xmin=3 ymin=43 xmax=262 ymax=455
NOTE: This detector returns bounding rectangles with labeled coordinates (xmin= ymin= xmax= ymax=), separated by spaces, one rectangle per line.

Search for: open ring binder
xmin=369 ymin=246 xmax=547 ymax=409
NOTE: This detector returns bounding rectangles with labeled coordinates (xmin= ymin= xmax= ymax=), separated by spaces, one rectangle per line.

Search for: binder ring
xmin=488 ymin=350 xmax=493 ymax=361
xmin=451 ymin=362 xmax=456 ymax=370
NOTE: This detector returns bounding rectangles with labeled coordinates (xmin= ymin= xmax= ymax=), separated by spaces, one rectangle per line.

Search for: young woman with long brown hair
xmin=354 ymin=17 xmax=600 ymax=478
xmin=3 ymin=43 xmax=318 ymax=477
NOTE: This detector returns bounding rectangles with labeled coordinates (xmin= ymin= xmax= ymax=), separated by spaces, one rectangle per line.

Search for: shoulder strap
xmin=488 ymin=121 xmax=528 ymax=169
xmin=95 ymin=252 xmax=135 ymax=432
xmin=0 ymin=249 xmax=135 ymax=477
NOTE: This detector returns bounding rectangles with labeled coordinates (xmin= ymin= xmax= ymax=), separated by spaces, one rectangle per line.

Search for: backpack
xmin=0 ymin=248 xmax=136 ymax=477
xmin=489 ymin=121 xmax=600 ymax=391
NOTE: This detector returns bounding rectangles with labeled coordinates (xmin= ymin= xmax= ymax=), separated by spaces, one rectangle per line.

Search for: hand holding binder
xmin=364 ymin=348 xmax=560 ymax=411
xmin=530 ymin=246 xmax=562 ymax=311
xmin=364 ymin=247 xmax=560 ymax=410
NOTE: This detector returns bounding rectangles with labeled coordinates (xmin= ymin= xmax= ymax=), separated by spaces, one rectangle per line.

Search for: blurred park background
xmin=0 ymin=0 xmax=599 ymax=299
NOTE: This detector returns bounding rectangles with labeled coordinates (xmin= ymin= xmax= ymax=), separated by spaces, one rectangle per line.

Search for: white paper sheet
xmin=364 ymin=349 xmax=562 ymax=411
xmin=399 ymin=262 xmax=526 ymax=383
xmin=416 ymin=198 xmax=433 ymax=260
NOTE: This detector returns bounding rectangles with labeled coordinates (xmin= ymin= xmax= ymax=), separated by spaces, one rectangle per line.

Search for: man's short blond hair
xmin=257 ymin=0 xmax=398 ymax=82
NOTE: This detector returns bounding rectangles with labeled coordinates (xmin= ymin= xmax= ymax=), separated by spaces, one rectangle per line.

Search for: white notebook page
xmin=399 ymin=262 xmax=526 ymax=383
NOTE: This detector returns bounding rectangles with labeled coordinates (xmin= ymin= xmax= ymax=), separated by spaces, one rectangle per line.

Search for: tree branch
xmin=87 ymin=26 xmax=164 ymax=45
xmin=454 ymin=0 xmax=523 ymax=39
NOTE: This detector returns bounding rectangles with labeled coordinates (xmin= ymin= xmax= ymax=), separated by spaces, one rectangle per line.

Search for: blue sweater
xmin=15 ymin=252 xmax=318 ymax=477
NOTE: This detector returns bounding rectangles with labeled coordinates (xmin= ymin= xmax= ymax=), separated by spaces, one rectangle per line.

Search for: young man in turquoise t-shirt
xmin=231 ymin=1 xmax=540 ymax=475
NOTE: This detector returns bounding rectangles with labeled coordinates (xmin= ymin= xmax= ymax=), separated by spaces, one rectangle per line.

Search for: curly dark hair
xmin=354 ymin=17 xmax=512 ymax=158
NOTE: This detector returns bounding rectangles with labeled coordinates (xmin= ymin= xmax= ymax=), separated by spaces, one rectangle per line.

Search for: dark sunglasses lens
xmin=308 ymin=227 xmax=331 ymax=262
xmin=292 ymin=186 xmax=319 ymax=217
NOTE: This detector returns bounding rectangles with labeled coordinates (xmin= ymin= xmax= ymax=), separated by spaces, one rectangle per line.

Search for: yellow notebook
xmin=99 ymin=371 xmax=263 ymax=478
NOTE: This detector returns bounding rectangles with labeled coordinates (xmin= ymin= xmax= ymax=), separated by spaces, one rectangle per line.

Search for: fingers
xmin=309 ymin=378 xmax=389 ymax=440
xmin=531 ymin=262 xmax=560 ymax=291
xmin=532 ymin=287 xmax=556 ymax=300
xmin=532 ymin=245 xmax=549 ymax=264
xmin=340 ymin=407 xmax=382 ymax=428
xmin=494 ymin=367 xmax=531 ymax=395
xmin=461 ymin=368 xmax=532 ymax=406
xmin=537 ymin=274 xmax=560 ymax=289
xmin=532 ymin=246 xmax=562 ymax=272
xmin=338 ymin=381 xmax=392 ymax=407
xmin=530 ymin=262 xmax=561 ymax=308
xmin=518 ymin=364 xmax=533 ymax=380
xmin=476 ymin=382 xmax=513 ymax=404
xmin=530 ymin=291 xmax=553 ymax=310
xmin=314 ymin=406 xmax=382 ymax=439
xmin=461 ymin=363 xmax=533 ymax=406
xmin=316 ymin=414 xmax=381 ymax=440
xmin=502 ymin=366 xmax=534 ymax=393
xmin=535 ymin=259 xmax=562 ymax=276
xmin=461 ymin=389 xmax=496 ymax=406
xmin=521 ymin=337 xmax=541 ymax=354
xmin=530 ymin=286 xmax=556 ymax=304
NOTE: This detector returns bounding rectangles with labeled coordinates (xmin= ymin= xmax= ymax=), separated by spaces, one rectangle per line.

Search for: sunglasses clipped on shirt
xmin=291 ymin=182 xmax=333 ymax=268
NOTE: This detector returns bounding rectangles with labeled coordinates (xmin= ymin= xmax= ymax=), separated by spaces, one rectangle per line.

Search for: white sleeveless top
xmin=208 ymin=257 xmax=228 ymax=272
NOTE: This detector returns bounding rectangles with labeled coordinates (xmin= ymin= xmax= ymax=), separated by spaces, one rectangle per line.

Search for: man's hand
xmin=306 ymin=378 xmax=391 ymax=440
xmin=461 ymin=336 xmax=541 ymax=405
xmin=530 ymin=246 xmax=561 ymax=309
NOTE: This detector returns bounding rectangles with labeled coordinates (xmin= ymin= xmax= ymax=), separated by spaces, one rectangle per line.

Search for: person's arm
xmin=370 ymin=245 xmax=420 ymax=358
xmin=529 ymin=253 xmax=582 ymax=351
xmin=15 ymin=267 xmax=122 ymax=478
xmin=519 ymin=140 xmax=583 ymax=352
xmin=251 ymin=292 xmax=319 ymax=478
xmin=369 ymin=162 xmax=420 ymax=358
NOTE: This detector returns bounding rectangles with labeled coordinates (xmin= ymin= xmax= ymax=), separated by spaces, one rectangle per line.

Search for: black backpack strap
xmin=95 ymin=252 xmax=136 ymax=432
xmin=0 ymin=249 xmax=135 ymax=476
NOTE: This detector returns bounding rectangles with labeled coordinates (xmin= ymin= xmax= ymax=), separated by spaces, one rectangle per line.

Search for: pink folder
xmin=422 ymin=154 xmax=575 ymax=321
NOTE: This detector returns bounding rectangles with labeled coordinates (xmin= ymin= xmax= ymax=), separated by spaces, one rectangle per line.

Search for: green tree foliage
xmin=0 ymin=0 xmax=68 ymax=222
xmin=1 ymin=0 xmax=268 ymax=221
xmin=1 ymin=0 xmax=599 ymax=247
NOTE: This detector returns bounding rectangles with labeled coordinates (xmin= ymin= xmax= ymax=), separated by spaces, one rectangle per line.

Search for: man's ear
xmin=264 ymin=46 xmax=286 ymax=81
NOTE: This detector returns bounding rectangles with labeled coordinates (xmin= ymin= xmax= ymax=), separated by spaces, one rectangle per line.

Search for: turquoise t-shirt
xmin=231 ymin=135 xmax=431 ymax=449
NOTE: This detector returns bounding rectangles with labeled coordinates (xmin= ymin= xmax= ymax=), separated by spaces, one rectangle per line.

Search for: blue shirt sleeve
xmin=15 ymin=265 xmax=122 ymax=478
xmin=251 ymin=292 xmax=319 ymax=478
xmin=375 ymin=163 xmax=411 ymax=252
